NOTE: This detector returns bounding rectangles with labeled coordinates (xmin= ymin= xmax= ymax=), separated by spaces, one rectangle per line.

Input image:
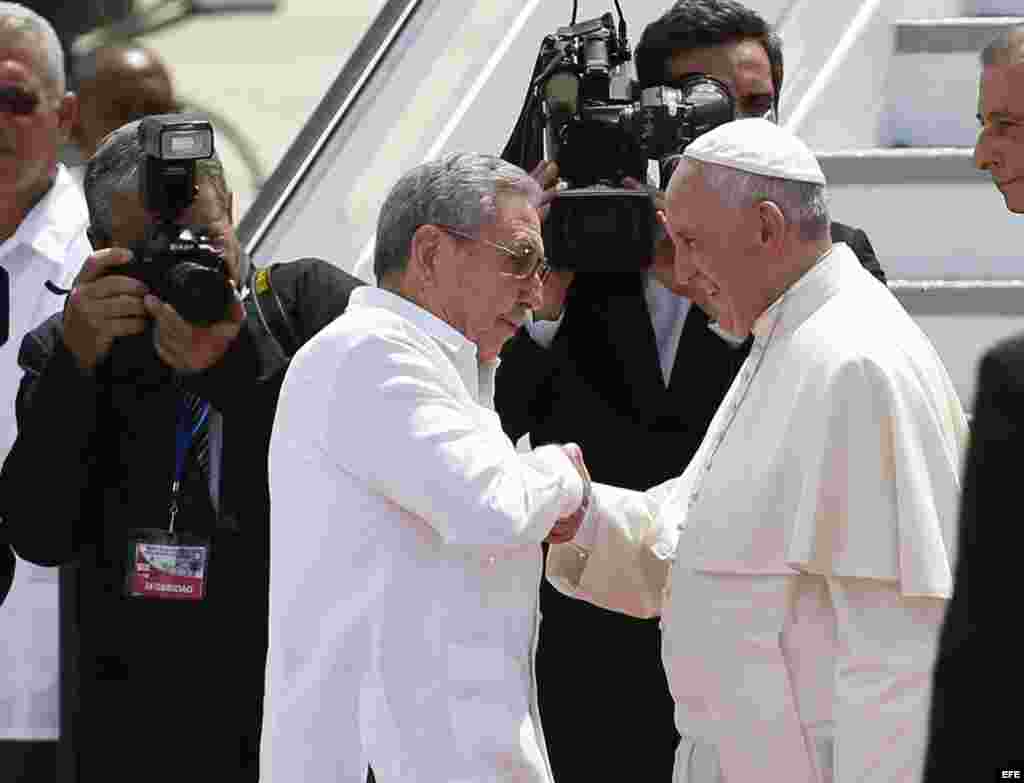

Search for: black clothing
xmin=0 ymin=258 xmax=363 ymax=782
xmin=495 ymin=224 xmax=885 ymax=782
xmin=0 ymin=540 xmax=12 ymax=606
xmin=924 ymin=334 xmax=1024 ymax=780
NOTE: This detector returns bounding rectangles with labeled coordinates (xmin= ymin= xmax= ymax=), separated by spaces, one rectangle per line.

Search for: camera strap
xmin=249 ymin=263 xmax=300 ymax=359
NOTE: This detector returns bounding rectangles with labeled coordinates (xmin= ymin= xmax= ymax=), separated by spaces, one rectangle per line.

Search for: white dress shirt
xmin=0 ymin=164 xmax=91 ymax=739
xmin=262 ymin=286 xmax=585 ymax=782
xmin=548 ymin=245 xmax=968 ymax=782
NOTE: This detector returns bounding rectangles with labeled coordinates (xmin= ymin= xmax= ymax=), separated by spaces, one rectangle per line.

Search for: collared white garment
xmin=548 ymin=244 xmax=968 ymax=783
xmin=262 ymin=286 xmax=585 ymax=783
xmin=0 ymin=164 xmax=91 ymax=739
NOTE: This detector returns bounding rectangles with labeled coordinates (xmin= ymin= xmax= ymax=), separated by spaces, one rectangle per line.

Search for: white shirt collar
xmin=350 ymin=286 xmax=478 ymax=360
xmin=751 ymin=243 xmax=847 ymax=342
xmin=0 ymin=164 xmax=89 ymax=268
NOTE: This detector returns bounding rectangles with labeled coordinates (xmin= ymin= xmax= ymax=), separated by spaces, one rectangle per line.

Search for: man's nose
xmin=522 ymin=274 xmax=544 ymax=311
xmin=975 ymin=128 xmax=996 ymax=172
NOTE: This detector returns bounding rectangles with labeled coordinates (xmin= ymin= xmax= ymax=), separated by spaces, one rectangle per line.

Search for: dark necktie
xmin=182 ymin=390 xmax=210 ymax=478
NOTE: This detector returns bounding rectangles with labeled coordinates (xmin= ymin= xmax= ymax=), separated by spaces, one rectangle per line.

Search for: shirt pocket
xmin=446 ymin=642 xmax=537 ymax=768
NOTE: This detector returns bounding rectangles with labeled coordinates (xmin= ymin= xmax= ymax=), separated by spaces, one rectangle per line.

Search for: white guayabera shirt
xmin=549 ymin=245 xmax=968 ymax=783
xmin=0 ymin=164 xmax=90 ymax=740
xmin=262 ymin=286 xmax=585 ymax=783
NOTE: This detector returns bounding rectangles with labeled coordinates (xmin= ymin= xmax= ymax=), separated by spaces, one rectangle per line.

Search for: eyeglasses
xmin=0 ymin=86 xmax=40 ymax=116
xmin=436 ymin=225 xmax=550 ymax=282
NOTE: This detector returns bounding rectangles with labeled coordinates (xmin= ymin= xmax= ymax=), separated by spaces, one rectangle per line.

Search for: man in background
xmin=0 ymin=4 xmax=90 ymax=775
xmin=65 ymin=41 xmax=177 ymax=183
xmin=496 ymin=3 xmax=885 ymax=779
xmin=925 ymin=25 xmax=1024 ymax=780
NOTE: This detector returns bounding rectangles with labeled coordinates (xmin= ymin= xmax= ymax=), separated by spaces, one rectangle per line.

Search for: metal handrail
xmin=237 ymin=0 xmax=424 ymax=257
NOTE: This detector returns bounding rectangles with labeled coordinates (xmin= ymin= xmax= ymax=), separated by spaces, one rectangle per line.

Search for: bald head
xmin=981 ymin=26 xmax=1024 ymax=67
xmin=72 ymin=43 xmax=177 ymax=158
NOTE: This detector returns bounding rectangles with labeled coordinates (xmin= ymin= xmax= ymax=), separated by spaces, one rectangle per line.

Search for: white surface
xmin=880 ymin=51 xmax=983 ymax=147
xmin=140 ymin=0 xmax=389 ymax=218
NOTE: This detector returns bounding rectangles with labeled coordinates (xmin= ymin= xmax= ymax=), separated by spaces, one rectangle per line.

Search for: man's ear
xmin=56 ymin=92 xmax=79 ymax=146
xmin=756 ymin=200 xmax=787 ymax=253
xmin=408 ymin=224 xmax=445 ymax=286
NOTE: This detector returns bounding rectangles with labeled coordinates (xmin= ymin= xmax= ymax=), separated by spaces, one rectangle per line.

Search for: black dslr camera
xmin=504 ymin=9 xmax=735 ymax=271
xmin=120 ymin=114 xmax=232 ymax=326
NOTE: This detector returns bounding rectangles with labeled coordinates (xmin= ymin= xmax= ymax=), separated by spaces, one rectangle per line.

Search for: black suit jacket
xmin=0 ymin=542 xmax=12 ymax=607
xmin=924 ymin=335 xmax=1023 ymax=779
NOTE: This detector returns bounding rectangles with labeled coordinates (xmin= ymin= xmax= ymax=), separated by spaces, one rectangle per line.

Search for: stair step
xmin=895 ymin=16 xmax=1024 ymax=54
xmin=817 ymin=147 xmax=985 ymax=184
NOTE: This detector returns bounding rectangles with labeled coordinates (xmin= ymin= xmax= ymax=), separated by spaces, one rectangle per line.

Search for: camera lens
xmin=166 ymin=262 xmax=232 ymax=326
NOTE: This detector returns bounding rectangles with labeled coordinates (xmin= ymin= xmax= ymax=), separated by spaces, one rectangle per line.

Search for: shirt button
xmin=486 ymin=555 xmax=497 ymax=566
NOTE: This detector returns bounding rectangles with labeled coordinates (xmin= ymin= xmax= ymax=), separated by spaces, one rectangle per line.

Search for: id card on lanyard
xmin=125 ymin=397 xmax=212 ymax=602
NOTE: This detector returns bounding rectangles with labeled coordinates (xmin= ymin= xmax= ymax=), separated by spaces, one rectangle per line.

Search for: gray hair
xmin=981 ymin=26 xmax=1024 ymax=66
xmin=0 ymin=3 xmax=65 ymax=94
xmin=688 ymin=159 xmax=830 ymax=241
xmin=84 ymin=119 xmax=229 ymax=242
xmin=374 ymin=152 xmax=540 ymax=283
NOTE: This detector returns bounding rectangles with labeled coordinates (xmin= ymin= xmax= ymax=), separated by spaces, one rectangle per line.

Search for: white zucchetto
xmin=683 ymin=118 xmax=827 ymax=186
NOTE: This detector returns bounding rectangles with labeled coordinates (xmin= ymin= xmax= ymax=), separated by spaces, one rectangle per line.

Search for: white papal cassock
xmin=262 ymin=286 xmax=585 ymax=782
xmin=548 ymin=244 xmax=968 ymax=783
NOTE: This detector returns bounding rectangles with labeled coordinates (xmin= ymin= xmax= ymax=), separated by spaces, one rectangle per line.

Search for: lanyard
xmin=169 ymin=396 xmax=210 ymax=534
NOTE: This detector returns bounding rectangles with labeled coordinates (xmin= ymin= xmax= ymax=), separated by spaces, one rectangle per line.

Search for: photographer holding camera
xmin=496 ymin=2 xmax=887 ymax=780
xmin=0 ymin=115 xmax=362 ymax=781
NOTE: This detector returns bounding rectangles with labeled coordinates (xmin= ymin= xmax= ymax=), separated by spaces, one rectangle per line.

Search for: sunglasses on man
xmin=0 ymin=85 xmax=40 ymax=116
xmin=436 ymin=225 xmax=551 ymax=283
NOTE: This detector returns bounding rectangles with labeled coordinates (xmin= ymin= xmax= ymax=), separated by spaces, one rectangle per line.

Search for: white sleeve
xmin=546 ymin=475 xmax=680 ymax=619
xmin=827 ymin=576 xmax=946 ymax=782
xmin=523 ymin=309 xmax=565 ymax=349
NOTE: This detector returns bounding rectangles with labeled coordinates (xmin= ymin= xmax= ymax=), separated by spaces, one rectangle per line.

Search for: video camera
xmin=119 ymin=114 xmax=233 ymax=326
xmin=503 ymin=8 xmax=735 ymax=271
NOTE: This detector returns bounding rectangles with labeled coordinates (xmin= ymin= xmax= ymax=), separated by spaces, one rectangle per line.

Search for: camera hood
xmin=544 ymin=188 xmax=656 ymax=272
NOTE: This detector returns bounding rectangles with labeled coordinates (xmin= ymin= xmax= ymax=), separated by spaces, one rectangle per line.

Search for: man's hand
xmin=546 ymin=442 xmax=591 ymax=545
xmin=527 ymin=160 xmax=576 ymax=322
xmin=63 ymin=248 xmax=149 ymax=372
xmin=534 ymin=268 xmax=575 ymax=322
xmin=145 ymin=283 xmax=245 ymax=373
xmin=529 ymin=159 xmax=560 ymax=222
xmin=622 ymin=176 xmax=675 ymax=274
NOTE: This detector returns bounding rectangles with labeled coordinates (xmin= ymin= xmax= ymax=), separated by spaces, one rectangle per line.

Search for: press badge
xmin=125 ymin=397 xmax=213 ymax=601
xmin=126 ymin=529 xmax=210 ymax=602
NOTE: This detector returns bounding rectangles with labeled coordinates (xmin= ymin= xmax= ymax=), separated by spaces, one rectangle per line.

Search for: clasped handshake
xmin=546 ymin=442 xmax=592 ymax=546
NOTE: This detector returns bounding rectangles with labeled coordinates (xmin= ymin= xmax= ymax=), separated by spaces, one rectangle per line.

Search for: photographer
xmin=496 ymin=2 xmax=886 ymax=780
xmin=0 ymin=117 xmax=362 ymax=781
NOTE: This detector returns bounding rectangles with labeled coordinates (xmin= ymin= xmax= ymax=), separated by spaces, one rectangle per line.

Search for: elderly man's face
xmin=434 ymin=192 xmax=544 ymax=361
xmin=663 ymin=163 xmax=761 ymax=328
xmin=102 ymin=178 xmax=243 ymax=285
xmin=976 ymin=58 xmax=1024 ymax=213
xmin=0 ymin=31 xmax=74 ymax=203
xmin=666 ymin=38 xmax=776 ymax=121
